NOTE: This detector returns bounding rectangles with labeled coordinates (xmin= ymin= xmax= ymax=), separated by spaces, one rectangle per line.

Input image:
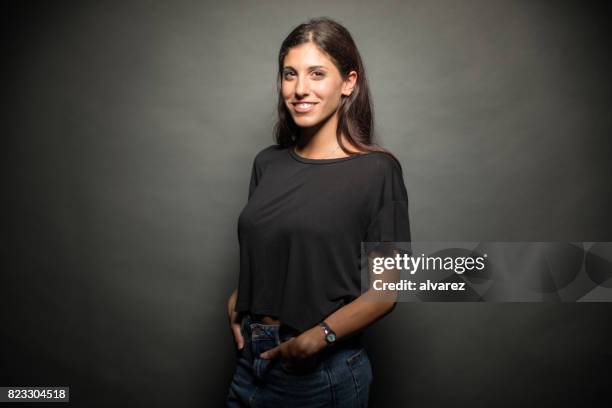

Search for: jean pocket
xmin=346 ymin=348 xmax=373 ymax=407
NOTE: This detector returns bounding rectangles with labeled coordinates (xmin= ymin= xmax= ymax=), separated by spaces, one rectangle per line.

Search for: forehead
xmin=283 ymin=42 xmax=334 ymax=68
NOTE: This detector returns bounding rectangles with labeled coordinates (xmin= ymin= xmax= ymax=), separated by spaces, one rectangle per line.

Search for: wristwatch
xmin=319 ymin=321 xmax=337 ymax=345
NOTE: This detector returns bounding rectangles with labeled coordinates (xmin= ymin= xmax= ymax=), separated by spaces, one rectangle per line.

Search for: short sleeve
xmin=365 ymin=154 xmax=411 ymax=244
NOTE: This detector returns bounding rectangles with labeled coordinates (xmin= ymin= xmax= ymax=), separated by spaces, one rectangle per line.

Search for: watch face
xmin=326 ymin=333 xmax=336 ymax=343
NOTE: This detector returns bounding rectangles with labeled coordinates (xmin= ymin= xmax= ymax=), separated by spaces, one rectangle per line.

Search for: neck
xmin=296 ymin=111 xmax=347 ymax=157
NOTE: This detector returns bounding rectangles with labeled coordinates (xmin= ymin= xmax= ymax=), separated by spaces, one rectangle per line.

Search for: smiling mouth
xmin=292 ymin=102 xmax=318 ymax=113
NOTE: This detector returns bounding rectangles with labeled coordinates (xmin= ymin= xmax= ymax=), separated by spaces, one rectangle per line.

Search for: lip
xmin=291 ymin=102 xmax=318 ymax=113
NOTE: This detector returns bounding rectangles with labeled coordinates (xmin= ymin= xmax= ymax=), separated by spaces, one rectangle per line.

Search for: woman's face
xmin=281 ymin=42 xmax=356 ymax=129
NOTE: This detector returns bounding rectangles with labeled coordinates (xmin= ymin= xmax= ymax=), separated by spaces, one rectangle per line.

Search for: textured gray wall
xmin=3 ymin=0 xmax=612 ymax=407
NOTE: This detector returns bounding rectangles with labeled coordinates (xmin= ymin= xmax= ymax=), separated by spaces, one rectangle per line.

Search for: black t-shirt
xmin=235 ymin=144 xmax=411 ymax=332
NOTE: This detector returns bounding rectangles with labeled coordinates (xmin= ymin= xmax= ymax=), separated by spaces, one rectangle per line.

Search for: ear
xmin=341 ymin=70 xmax=358 ymax=96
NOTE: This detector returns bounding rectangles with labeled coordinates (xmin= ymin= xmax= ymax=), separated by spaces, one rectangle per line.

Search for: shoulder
xmin=252 ymin=144 xmax=286 ymax=167
xmin=359 ymin=150 xmax=404 ymax=177
xmin=361 ymin=150 xmax=408 ymax=202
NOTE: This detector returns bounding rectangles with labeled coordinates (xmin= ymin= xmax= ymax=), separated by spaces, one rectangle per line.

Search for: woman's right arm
xmin=227 ymin=288 xmax=244 ymax=350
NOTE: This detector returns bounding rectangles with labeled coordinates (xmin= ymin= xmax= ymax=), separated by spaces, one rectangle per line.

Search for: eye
xmin=312 ymin=71 xmax=325 ymax=78
xmin=282 ymin=71 xmax=295 ymax=80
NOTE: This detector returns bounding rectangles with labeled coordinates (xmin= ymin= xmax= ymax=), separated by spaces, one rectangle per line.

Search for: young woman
xmin=226 ymin=17 xmax=411 ymax=407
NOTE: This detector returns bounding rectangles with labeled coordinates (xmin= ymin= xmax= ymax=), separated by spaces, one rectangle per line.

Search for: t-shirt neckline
xmin=289 ymin=146 xmax=375 ymax=164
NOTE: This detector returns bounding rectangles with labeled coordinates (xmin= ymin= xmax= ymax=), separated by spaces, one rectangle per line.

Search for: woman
xmin=226 ymin=17 xmax=411 ymax=407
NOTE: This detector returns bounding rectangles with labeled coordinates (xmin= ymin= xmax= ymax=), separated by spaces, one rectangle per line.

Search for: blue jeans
xmin=226 ymin=314 xmax=373 ymax=407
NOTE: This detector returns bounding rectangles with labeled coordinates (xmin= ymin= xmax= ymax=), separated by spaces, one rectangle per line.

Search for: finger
xmin=231 ymin=324 xmax=244 ymax=350
xmin=260 ymin=345 xmax=281 ymax=360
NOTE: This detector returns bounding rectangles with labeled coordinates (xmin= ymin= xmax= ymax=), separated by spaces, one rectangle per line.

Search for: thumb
xmin=232 ymin=324 xmax=244 ymax=349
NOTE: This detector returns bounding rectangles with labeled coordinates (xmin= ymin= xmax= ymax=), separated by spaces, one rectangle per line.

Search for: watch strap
xmin=319 ymin=321 xmax=337 ymax=345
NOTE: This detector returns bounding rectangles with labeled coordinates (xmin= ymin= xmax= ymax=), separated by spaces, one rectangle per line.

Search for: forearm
xmin=261 ymin=288 xmax=396 ymax=360
xmin=258 ymin=281 xmax=398 ymax=360
xmin=324 ymin=289 xmax=396 ymax=343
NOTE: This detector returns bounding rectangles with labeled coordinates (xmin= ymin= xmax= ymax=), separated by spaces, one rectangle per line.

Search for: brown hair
xmin=273 ymin=17 xmax=399 ymax=164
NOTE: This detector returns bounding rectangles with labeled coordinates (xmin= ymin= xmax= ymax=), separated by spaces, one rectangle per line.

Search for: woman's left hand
xmin=259 ymin=325 xmax=326 ymax=361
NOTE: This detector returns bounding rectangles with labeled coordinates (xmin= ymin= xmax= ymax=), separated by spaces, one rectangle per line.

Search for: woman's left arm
xmin=259 ymin=289 xmax=397 ymax=361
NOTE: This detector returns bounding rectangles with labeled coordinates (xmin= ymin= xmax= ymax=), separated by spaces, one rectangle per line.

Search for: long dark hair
xmin=273 ymin=17 xmax=398 ymax=163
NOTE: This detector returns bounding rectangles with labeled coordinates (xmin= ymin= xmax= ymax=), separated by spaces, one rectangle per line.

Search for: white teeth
xmin=296 ymin=103 xmax=314 ymax=109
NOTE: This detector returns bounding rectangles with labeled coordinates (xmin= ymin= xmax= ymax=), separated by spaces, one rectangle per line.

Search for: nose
xmin=295 ymin=76 xmax=309 ymax=97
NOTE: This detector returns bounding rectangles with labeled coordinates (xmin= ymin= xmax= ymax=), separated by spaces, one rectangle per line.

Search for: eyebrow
xmin=282 ymin=65 xmax=327 ymax=71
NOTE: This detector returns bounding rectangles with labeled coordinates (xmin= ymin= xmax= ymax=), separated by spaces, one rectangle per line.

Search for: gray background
xmin=3 ymin=0 xmax=612 ymax=407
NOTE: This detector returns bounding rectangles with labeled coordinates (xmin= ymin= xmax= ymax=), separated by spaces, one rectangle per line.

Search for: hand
xmin=227 ymin=290 xmax=244 ymax=350
xmin=259 ymin=325 xmax=327 ymax=362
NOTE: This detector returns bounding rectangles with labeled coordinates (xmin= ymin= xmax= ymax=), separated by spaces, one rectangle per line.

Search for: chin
xmin=292 ymin=116 xmax=321 ymax=128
